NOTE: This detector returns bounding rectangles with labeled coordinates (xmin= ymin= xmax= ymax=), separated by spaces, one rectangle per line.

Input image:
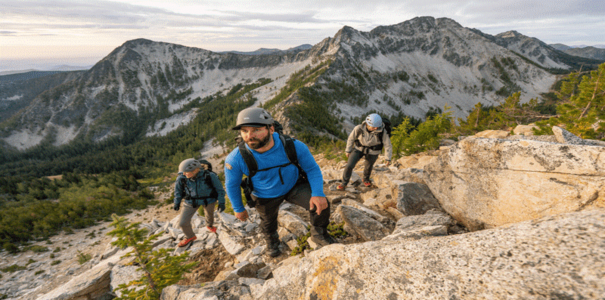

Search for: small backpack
xmin=198 ymin=159 xmax=213 ymax=172
xmin=381 ymin=118 xmax=392 ymax=138
xmin=180 ymin=160 xmax=218 ymax=207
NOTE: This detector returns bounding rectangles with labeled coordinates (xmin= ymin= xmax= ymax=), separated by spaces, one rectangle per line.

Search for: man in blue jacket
xmin=174 ymin=158 xmax=226 ymax=247
xmin=224 ymin=107 xmax=334 ymax=257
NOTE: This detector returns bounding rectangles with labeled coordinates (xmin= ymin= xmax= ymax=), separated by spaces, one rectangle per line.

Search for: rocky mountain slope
xmin=0 ymin=71 xmax=84 ymax=124
xmin=473 ymin=30 xmax=604 ymax=71
xmin=2 ymin=126 xmax=603 ymax=300
xmin=2 ymin=16 xmax=593 ymax=151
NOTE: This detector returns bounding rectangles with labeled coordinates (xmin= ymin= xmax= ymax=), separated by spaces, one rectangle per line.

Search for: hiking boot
xmin=207 ymin=226 xmax=217 ymax=233
xmin=363 ymin=181 xmax=372 ymax=187
xmin=309 ymin=234 xmax=337 ymax=249
xmin=264 ymin=232 xmax=281 ymax=257
xmin=336 ymin=184 xmax=346 ymax=190
xmin=178 ymin=236 xmax=197 ymax=247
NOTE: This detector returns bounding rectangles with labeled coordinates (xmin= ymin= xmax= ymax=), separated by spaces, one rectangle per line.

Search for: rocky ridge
xmin=2 ymin=126 xmax=602 ymax=299
xmin=2 ymin=16 xmax=576 ymax=150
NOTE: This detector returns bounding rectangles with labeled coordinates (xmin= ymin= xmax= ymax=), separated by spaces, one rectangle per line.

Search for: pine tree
xmin=536 ymin=63 xmax=605 ymax=139
xmin=391 ymin=106 xmax=453 ymax=157
xmin=108 ymin=214 xmax=198 ymax=300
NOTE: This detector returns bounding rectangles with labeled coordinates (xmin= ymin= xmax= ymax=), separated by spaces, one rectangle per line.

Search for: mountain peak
xmin=122 ymin=38 xmax=156 ymax=48
xmin=496 ymin=30 xmax=524 ymax=39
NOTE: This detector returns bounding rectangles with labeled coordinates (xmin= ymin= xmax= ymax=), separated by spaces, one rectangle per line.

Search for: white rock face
xmin=424 ymin=136 xmax=605 ymax=230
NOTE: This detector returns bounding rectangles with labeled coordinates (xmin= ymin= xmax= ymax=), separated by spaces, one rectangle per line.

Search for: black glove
xmin=217 ymin=203 xmax=225 ymax=212
xmin=173 ymin=202 xmax=180 ymax=211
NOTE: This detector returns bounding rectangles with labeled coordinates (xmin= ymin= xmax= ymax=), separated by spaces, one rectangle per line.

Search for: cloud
xmin=1 ymin=0 xmax=604 ymax=65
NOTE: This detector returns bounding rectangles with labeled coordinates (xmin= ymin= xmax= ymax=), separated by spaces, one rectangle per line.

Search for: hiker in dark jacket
xmin=338 ymin=113 xmax=392 ymax=190
xmin=174 ymin=158 xmax=226 ymax=247
xmin=224 ymin=107 xmax=335 ymax=257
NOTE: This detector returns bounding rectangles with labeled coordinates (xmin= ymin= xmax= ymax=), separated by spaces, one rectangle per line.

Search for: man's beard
xmin=247 ymin=133 xmax=270 ymax=150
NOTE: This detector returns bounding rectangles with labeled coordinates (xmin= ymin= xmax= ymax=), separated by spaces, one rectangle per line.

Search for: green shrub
xmin=2 ymin=242 xmax=18 ymax=254
xmin=391 ymin=107 xmax=453 ymax=157
xmin=25 ymin=245 xmax=49 ymax=253
xmin=1 ymin=264 xmax=26 ymax=272
xmin=77 ymin=250 xmax=92 ymax=265
xmin=50 ymin=260 xmax=61 ymax=266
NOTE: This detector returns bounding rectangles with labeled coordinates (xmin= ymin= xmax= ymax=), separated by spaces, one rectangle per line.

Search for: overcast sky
xmin=1 ymin=0 xmax=604 ymax=72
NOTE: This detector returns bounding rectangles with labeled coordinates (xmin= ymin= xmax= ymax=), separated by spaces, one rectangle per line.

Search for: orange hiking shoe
xmin=178 ymin=236 xmax=197 ymax=247
xmin=207 ymin=226 xmax=217 ymax=233
xmin=363 ymin=181 xmax=372 ymax=187
xmin=336 ymin=184 xmax=346 ymax=190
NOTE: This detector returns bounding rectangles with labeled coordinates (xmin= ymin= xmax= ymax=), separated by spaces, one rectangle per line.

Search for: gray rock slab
xmin=254 ymin=209 xmax=605 ymax=300
xmin=395 ymin=182 xmax=442 ymax=216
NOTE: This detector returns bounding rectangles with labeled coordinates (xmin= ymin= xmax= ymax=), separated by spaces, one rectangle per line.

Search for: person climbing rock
xmin=224 ymin=107 xmax=336 ymax=257
xmin=174 ymin=158 xmax=226 ymax=247
xmin=338 ymin=113 xmax=392 ymax=190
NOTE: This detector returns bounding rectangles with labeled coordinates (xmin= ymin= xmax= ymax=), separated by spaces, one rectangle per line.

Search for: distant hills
xmin=549 ymin=44 xmax=605 ymax=61
xmin=222 ymin=44 xmax=313 ymax=55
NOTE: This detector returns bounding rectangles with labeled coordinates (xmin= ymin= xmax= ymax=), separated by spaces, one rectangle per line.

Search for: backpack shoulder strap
xmin=279 ymin=133 xmax=307 ymax=178
xmin=239 ymin=142 xmax=258 ymax=178
xmin=279 ymin=134 xmax=298 ymax=166
xmin=179 ymin=176 xmax=191 ymax=197
xmin=204 ymin=171 xmax=219 ymax=198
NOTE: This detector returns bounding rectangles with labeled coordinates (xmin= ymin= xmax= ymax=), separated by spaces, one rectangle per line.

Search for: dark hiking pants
xmin=341 ymin=149 xmax=379 ymax=185
xmin=253 ymin=179 xmax=330 ymax=238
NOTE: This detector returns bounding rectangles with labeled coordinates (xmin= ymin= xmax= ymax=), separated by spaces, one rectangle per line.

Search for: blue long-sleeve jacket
xmin=224 ymin=132 xmax=325 ymax=213
xmin=174 ymin=170 xmax=226 ymax=206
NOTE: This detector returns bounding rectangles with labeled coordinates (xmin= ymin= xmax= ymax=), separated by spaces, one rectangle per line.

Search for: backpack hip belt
xmin=354 ymin=139 xmax=383 ymax=153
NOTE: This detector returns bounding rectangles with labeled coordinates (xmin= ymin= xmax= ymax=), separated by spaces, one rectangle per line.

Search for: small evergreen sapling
xmin=108 ymin=214 xmax=198 ymax=300
xmin=536 ymin=63 xmax=605 ymax=139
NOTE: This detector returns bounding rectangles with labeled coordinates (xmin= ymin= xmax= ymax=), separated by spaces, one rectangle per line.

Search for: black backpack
xmin=180 ymin=160 xmax=218 ymax=207
xmin=198 ymin=159 xmax=213 ymax=172
xmin=237 ymin=122 xmax=305 ymax=207
xmin=354 ymin=117 xmax=392 ymax=152
xmin=381 ymin=118 xmax=392 ymax=138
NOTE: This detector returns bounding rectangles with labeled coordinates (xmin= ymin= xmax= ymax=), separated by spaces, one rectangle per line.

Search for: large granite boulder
xmin=424 ymin=137 xmax=605 ymax=230
xmin=36 ymin=260 xmax=114 ymax=300
xmin=253 ymin=209 xmax=605 ymax=299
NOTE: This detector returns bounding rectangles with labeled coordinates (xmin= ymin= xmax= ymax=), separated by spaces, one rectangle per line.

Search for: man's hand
xmin=173 ymin=202 xmax=180 ymax=211
xmin=346 ymin=152 xmax=350 ymax=158
xmin=309 ymin=196 xmax=329 ymax=216
xmin=235 ymin=210 xmax=249 ymax=221
xmin=217 ymin=203 xmax=226 ymax=212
